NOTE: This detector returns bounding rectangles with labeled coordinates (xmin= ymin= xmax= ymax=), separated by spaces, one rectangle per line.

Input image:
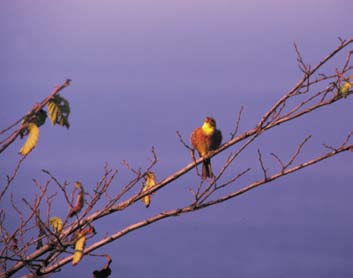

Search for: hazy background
xmin=1 ymin=1 xmax=353 ymax=277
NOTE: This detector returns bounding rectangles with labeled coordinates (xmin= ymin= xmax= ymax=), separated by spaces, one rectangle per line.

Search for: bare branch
xmin=284 ymin=135 xmax=312 ymax=169
xmin=230 ymin=106 xmax=244 ymax=139
xmin=0 ymin=156 xmax=27 ymax=202
xmin=257 ymin=149 xmax=268 ymax=180
xmin=270 ymin=152 xmax=285 ymax=170
xmin=176 ymin=130 xmax=193 ymax=151
xmin=39 ymin=140 xmax=353 ymax=275
xmin=2 ymin=39 xmax=353 ymax=277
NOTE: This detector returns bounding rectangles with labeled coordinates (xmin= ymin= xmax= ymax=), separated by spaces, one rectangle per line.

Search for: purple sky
xmin=1 ymin=1 xmax=353 ymax=277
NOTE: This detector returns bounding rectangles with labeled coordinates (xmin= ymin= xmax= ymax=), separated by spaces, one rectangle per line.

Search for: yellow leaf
xmin=47 ymin=101 xmax=58 ymax=126
xmin=142 ymin=195 xmax=151 ymax=208
xmin=19 ymin=123 xmax=39 ymax=156
xmin=74 ymin=181 xmax=82 ymax=189
xmin=72 ymin=234 xmax=86 ymax=266
xmin=339 ymin=81 xmax=352 ymax=98
xmin=142 ymin=171 xmax=156 ymax=208
xmin=49 ymin=217 xmax=63 ymax=234
xmin=47 ymin=95 xmax=71 ymax=128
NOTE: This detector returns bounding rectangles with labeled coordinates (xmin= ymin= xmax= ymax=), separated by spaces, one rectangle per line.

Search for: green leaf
xmin=33 ymin=109 xmax=47 ymax=127
xmin=22 ymin=109 xmax=47 ymax=127
xmin=47 ymin=94 xmax=71 ymax=128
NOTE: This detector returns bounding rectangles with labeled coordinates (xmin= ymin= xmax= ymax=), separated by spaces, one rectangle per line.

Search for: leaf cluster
xmin=47 ymin=95 xmax=70 ymax=128
xmin=19 ymin=94 xmax=71 ymax=156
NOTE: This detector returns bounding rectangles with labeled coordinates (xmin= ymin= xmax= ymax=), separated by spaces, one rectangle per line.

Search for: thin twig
xmin=257 ymin=149 xmax=268 ymax=180
xmin=0 ymin=156 xmax=27 ymax=202
xmin=38 ymin=140 xmax=353 ymax=275
xmin=0 ymin=79 xmax=71 ymax=155
xmin=230 ymin=106 xmax=244 ymax=139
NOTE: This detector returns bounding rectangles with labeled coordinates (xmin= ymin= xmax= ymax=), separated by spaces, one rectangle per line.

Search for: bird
xmin=190 ymin=117 xmax=222 ymax=178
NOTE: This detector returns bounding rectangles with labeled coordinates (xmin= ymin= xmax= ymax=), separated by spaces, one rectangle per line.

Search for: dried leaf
xmin=36 ymin=215 xmax=45 ymax=249
xmin=339 ymin=81 xmax=352 ymax=98
xmin=93 ymin=255 xmax=112 ymax=278
xmin=72 ymin=234 xmax=86 ymax=266
xmin=49 ymin=216 xmax=63 ymax=234
xmin=68 ymin=182 xmax=85 ymax=218
xmin=19 ymin=123 xmax=39 ymax=156
xmin=142 ymin=171 xmax=156 ymax=208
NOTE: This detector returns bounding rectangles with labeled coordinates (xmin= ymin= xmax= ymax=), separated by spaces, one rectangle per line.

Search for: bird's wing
xmin=211 ymin=129 xmax=222 ymax=150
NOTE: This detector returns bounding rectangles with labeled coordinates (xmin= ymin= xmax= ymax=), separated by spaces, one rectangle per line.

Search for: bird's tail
xmin=202 ymin=158 xmax=213 ymax=178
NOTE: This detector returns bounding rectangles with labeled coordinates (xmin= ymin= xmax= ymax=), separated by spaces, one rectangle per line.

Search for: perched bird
xmin=190 ymin=117 xmax=222 ymax=178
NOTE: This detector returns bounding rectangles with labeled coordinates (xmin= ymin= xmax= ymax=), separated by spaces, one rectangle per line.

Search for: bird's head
xmin=202 ymin=117 xmax=217 ymax=134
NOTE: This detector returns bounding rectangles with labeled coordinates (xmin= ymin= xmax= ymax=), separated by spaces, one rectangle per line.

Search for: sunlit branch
xmin=2 ymin=39 xmax=353 ymax=277
xmin=0 ymin=156 xmax=26 ymax=202
xmin=39 ymin=140 xmax=353 ymax=275
xmin=0 ymin=79 xmax=71 ymax=155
